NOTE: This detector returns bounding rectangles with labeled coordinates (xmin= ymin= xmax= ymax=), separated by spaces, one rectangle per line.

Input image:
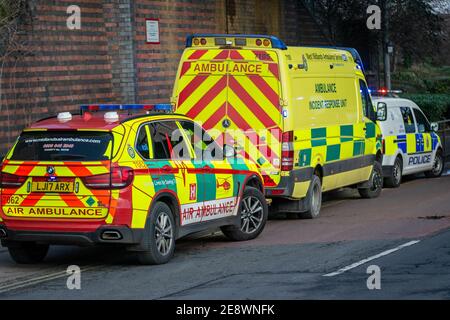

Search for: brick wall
xmin=0 ymin=0 xmax=328 ymax=154
xmin=0 ymin=0 xmax=116 ymax=153
xmin=132 ymin=0 xmax=222 ymax=104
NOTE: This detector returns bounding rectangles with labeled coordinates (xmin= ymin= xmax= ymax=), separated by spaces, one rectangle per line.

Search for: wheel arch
xmin=376 ymin=150 xmax=383 ymax=164
xmin=313 ymin=164 xmax=323 ymax=183
xmin=148 ymin=190 xmax=181 ymax=236
xmin=244 ymin=174 xmax=264 ymax=193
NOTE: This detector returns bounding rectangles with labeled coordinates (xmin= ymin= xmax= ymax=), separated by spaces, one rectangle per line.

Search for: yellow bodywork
xmin=0 ymin=114 xmax=261 ymax=231
xmin=172 ymin=36 xmax=382 ymax=200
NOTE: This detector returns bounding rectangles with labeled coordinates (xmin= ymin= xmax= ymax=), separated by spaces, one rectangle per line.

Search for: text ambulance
xmin=172 ymin=34 xmax=385 ymax=218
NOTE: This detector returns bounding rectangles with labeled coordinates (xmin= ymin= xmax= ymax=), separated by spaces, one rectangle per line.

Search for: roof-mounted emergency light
xmin=369 ymin=88 xmax=403 ymax=97
xmin=80 ymin=104 xmax=173 ymax=114
xmin=186 ymin=34 xmax=288 ymax=50
xmin=57 ymin=112 xmax=72 ymax=122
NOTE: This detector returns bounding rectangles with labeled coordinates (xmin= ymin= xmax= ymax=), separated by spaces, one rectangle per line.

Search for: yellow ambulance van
xmin=172 ymin=34 xmax=385 ymax=218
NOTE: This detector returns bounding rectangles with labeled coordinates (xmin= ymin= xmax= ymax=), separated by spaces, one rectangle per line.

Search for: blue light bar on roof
xmin=80 ymin=104 xmax=173 ymax=112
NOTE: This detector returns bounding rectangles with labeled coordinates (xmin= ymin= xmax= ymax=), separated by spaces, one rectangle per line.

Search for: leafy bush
xmin=399 ymin=94 xmax=450 ymax=121
xmin=423 ymin=78 xmax=450 ymax=94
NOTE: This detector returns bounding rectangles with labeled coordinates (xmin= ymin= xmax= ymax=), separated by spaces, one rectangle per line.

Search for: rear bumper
xmin=0 ymin=224 xmax=144 ymax=247
xmin=265 ymin=168 xmax=313 ymax=199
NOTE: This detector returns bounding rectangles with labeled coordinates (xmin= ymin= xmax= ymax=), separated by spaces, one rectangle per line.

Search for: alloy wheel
xmin=240 ymin=196 xmax=264 ymax=234
xmin=155 ymin=212 xmax=174 ymax=256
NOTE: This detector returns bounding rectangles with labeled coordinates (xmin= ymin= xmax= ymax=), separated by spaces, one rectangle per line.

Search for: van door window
xmin=149 ymin=121 xmax=191 ymax=160
xmin=413 ymin=109 xmax=431 ymax=133
xmin=400 ymin=107 xmax=416 ymax=133
xmin=359 ymin=80 xmax=375 ymax=120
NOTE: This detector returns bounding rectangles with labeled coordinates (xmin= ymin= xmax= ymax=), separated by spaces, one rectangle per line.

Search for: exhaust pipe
xmin=0 ymin=228 xmax=7 ymax=238
xmin=101 ymin=230 xmax=122 ymax=240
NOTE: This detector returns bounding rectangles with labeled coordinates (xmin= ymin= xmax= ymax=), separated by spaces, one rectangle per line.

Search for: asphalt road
xmin=0 ymin=169 xmax=449 ymax=300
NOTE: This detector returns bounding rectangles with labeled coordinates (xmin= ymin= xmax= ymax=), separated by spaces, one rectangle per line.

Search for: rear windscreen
xmin=9 ymin=131 xmax=113 ymax=161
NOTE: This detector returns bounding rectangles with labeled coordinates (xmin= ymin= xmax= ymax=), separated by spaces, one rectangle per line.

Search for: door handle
xmin=202 ymin=165 xmax=213 ymax=173
xmin=161 ymin=165 xmax=176 ymax=174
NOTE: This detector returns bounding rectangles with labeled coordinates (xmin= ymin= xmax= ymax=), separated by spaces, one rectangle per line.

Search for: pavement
xmin=0 ymin=168 xmax=449 ymax=300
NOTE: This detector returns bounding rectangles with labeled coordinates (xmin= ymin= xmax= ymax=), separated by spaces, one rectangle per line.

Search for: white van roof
xmin=372 ymin=97 xmax=420 ymax=109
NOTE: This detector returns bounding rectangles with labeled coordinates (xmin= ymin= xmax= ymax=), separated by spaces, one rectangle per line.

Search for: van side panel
xmin=284 ymin=48 xmax=377 ymax=195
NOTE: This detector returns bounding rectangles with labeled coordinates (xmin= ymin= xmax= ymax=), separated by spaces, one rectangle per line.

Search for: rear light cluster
xmin=281 ymin=131 xmax=294 ymax=171
xmin=0 ymin=172 xmax=26 ymax=188
xmin=82 ymin=166 xmax=134 ymax=190
xmin=0 ymin=167 xmax=134 ymax=190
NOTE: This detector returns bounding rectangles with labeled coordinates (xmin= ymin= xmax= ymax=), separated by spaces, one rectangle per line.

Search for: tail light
xmin=281 ymin=131 xmax=294 ymax=171
xmin=382 ymin=139 xmax=386 ymax=155
xmin=82 ymin=166 xmax=134 ymax=190
xmin=0 ymin=172 xmax=27 ymax=188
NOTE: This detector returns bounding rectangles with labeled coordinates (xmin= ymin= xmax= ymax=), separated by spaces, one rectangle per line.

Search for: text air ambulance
xmin=172 ymin=34 xmax=386 ymax=218
xmin=0 ymin=105 xmax=268 ymax=265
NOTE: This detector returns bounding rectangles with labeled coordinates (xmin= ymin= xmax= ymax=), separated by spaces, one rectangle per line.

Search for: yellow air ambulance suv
xmin=172 ymin=34 xmax=386 ymax=219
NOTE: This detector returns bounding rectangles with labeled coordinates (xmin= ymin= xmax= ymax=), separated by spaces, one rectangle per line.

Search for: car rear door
xmin=412 ymin=108 xmax=434 ymax=171
xmin=399 ymin=106 xmax=419 ymax=172
xmin=144 ymin=120 xmax=204 ymax=227
xmin=177 ymin=120 xmax=240 ymax=223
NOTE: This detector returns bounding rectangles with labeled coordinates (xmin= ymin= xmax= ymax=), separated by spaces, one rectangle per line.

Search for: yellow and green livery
xmin=0 ymin=106 xmax=268 ymax=265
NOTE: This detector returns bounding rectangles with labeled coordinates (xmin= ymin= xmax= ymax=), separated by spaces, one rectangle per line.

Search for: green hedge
xmin=399 ymin=94 xmax=450 ymax=122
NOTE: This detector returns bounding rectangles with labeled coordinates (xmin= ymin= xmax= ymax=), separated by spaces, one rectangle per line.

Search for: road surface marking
xmin=323 ymin=240 xmax=421 ymax=277
xmin=0 ymin=264 xmax=104 ymax=294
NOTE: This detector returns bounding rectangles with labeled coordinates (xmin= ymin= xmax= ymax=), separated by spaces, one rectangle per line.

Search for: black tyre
xmin=359 ymin=161 xmax=383 ymax=199
xmin=384 ymin=157 xmax=403 ymax=188
xmin=297 ymin=175 xmax=322 ymax=219
xmin=8 ymin=242 xmax=49 ymax=264
xmin=137 ymin=202 xmax=176 ymax=265
xmin=221 ymin=187 xmax=268 ymax=241
xmin=425 ymin=150 xmax=444 ymax=178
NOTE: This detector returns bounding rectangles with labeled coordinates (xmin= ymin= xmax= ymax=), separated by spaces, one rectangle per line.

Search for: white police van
xmin=374 ymin=97 xmax=444 ymax=187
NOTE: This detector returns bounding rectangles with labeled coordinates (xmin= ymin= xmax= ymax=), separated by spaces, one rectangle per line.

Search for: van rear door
xmin=174 ymin=48 xmax=283 ymax=186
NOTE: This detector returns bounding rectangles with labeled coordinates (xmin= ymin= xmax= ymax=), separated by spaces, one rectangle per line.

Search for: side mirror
xmin=431 ymin=122 xmax=439 ymax=132
xmin=376 ymin=102 xmax=387 ymax=121
xmin=224 ymin=145 xmax=236 ymax=158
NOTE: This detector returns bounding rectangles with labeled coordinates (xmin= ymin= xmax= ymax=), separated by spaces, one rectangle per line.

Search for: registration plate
xmin=31 ymin=181 xmax=74 ymax=193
